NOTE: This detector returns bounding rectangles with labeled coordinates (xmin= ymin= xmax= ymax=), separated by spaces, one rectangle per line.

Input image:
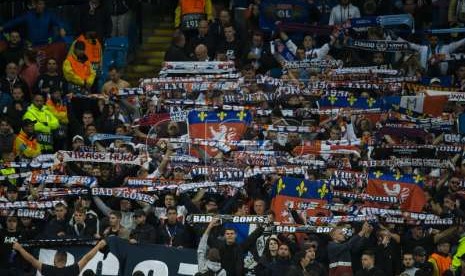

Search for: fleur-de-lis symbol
xmin=296 ymin=181 xmax=307 ymax=197
xmin=217 ymin=111 xmax=227 ymax=121
xmin=374 ymin=170 xmax=383 ymax=178
xmin=277 ymin=178 xmax=286 ymax=194
xmin=328 ymin=95 xmax=338 ymax=105
xmin=367 ymin=97 xmax=376 ymax=108
xmin=414 ymin=174 xmax=423 ymax=183
xmin=348 ymin=95 xmax=357 ymax=106
xmin=198 ymin=111 xmax=207 ymax=121
xmin=318 ymin=183 xmax=329 ymax=199
xmin=237 ymin=110 xmax=247 ymax=121
xmin=394 ymin=171 xmax=403 ymax=180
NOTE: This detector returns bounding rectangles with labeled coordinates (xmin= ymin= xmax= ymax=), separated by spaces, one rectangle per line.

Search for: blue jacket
xmin=3 ymin=10 xmax=63 ymax=46
xmin=0 ymin=91 xmax=12 ymax=112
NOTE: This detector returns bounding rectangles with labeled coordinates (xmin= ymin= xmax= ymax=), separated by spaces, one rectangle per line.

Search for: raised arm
xmin=93 ymin=195 xmax=113 ymax=217
xmin=433 ymin=226 xmax=458 ymax=244
xmin=78 ymin=240 xmax=107 ymax=271
xmin=13 ymin=242 xmax=42 ymax=272
xmin=444 ymin=37 xmax=465 ymax=54
xmin=198 ymin=218 xmax=220 ymax=271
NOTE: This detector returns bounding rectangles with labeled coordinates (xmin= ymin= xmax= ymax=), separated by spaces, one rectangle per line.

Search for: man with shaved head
xmin=195 ymin=44 xmax=210 ymax=61
xmin=188 ymin=19 xmax=215 ymax=58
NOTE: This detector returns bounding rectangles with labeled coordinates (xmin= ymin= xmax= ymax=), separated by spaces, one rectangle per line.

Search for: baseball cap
xmin=72 ymin=135 xmax=84 ymax=142
xmin=6 ymin=185 xmax=18 ymax=193
xmin=430 ymin=77 xmax=441 ymax=85
xmin=22 ymin=119 xmax=36 ymax=126
xmin=413 ymin=246 xmax=427 ymax=256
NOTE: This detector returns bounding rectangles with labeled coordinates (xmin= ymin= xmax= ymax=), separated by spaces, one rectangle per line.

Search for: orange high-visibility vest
xmin=430 ymin=253 xmax=452 ymax=276
xmin=180 ymin=0 xmax=205 ymax=15
xmin=75 ymin=35 xmax=102 ymax=64
xmin=13 ymin=130 xmax=41 ymax=158
xmin=66 ymin=54 xmax=92 ymax=82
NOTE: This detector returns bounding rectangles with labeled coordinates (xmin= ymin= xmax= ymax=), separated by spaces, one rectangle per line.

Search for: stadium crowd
xmin=2 ymin=0 xmax=465 ymax=276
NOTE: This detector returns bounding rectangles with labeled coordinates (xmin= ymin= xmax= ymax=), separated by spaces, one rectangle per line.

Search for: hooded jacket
xmin=197 ymin=233 xmax=226 ymax=276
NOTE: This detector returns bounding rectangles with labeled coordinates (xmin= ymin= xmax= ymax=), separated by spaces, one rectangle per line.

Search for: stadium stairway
xmin=126 ymin=18 xmax=174 ymax=86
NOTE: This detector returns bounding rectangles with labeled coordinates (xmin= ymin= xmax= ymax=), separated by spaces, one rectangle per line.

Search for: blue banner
xmin=259 ymin=0 xmax=310 ymax=31
xmin=34 ymin=238 xmax=198 ymax=276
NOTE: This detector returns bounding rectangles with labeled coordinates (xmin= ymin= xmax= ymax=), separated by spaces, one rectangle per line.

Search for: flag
xmin=349 ymin=14 xmax=414 ymax=33
xmin=292 ymin=141 xmax=361 ymax=157
xmin=383 ymin=95 xmax=448 ymax=116
xmin=187 ymin=110 xmax=252 ymax=158
xmin=259 ymin=0 xmax=310 ymax=31
xmin=318 ymin=96 xmax=382 ymax=109
xmin=271 ymin=177 xmax=332 ymax=223
xmin=367 ymin=171 xmax=426 ymax=212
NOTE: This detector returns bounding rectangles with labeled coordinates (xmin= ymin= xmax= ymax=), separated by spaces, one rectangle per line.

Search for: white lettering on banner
xmin=79 ymin=252 xmax=120 ymax=276
xmin=444 ymin=134 xmax=465 ymax=143
xmin=232 ymin=216 xmax=267 ymax=223
xmin=37 ymin=249 xmax=119 ymax=276
xmin=192 ymin=215 xmax=212 ymax=223
xmin=276 ymin=225 xmax=296 ymax=233
xmin=17 ymin=209 xmax=45 ymax=219
xmin=133 ymin=260 xmax=169 ymax=276
xmin=448 ymin=93 xmax=465 ymax=101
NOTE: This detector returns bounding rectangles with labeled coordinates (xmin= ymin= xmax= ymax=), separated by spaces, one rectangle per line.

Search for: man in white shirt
xmin=329 ymin=0 xmax=361 ymax=25
xmin=400 ymin=253 xmax=418 ymax=276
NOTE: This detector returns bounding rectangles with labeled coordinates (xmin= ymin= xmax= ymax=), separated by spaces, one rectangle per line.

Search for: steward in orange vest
xmin=428 ymin=240 xmax=453 ymax=276
xmin=13 ymin=119 xmax=41 ymax=159
xmin=63 ymin=41 xmax=96 ymax=90
xmin=73 ymin=32 xmax=102 ymax=72
xmin=175 ymin=0 xmax=213 ymax=30
xmin=46 ymin=88 xmax=68 ymax=125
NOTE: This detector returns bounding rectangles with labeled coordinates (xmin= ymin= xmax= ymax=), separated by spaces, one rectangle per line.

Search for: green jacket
xmin=453 ymin=236 xmax=465 ymax=270
xmin=23 ymin=104 xmax=59 ymax=134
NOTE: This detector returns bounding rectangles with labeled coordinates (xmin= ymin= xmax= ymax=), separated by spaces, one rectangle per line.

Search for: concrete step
xmin=136 ymin=57 xmax=164 ymax=66
xmin=141 ymin=42 xmax=170 ymax=51
xmin=126 ymin=64 xmax=158 ymax=74
xmin=137 ymin=51 xmax=165 ymax=59
xmin=158 ymin=21 xmax=174 ymax=29
xmin=153 ymin=29 xmax=175 ymax=36
xmin=143 ymin=28 xmax=174 ymax=38
xmin=146 ymin=36 xmax=172 ymax=44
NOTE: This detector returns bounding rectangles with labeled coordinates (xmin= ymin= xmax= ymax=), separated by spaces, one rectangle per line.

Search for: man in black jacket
xmin=160 ymin=206 xmax=193 ymax=248
xmin=188 ymin=19 xmax=216 ymax=59
xmin=355 ymin=251 xmax=386 ymax=276
xmin=218 ymin=24 xmax=244 ymax=68
xmin=79 ymin=0 xmax=112 ymax=41
xmin=208 ymin=222 xmax=264 ymax=276
xmin=35 ymin=58 xmax=68 ymax=95
xmin=129 ymin=209 xmax=159 ymax=244
xmin=164 ymin=29 xmax=191 ymax=62
xmin=2 ymin=85 xmax=28 ymax=133
xmin=0 ymin=62 xmax=29 ymax=100
xmin=41 ymin=202 xmax=69 ymax=238
xmin=0 ymin=31 xmax=24 ymax=76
